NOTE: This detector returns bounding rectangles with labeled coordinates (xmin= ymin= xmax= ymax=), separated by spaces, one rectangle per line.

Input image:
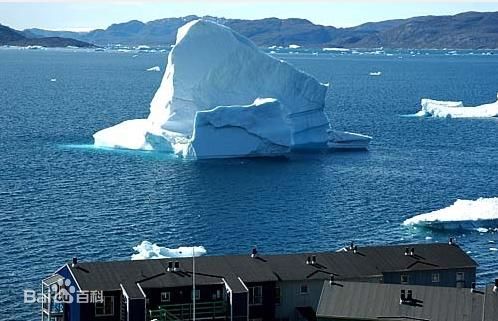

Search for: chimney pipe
xmin=251 ymin=247 xmax=257 ymax=258
xmin=72 ymin=257 xmax=78 ymax=267
xmin=407 ymin=290 xmax=413 ymax=301
xmin=349 ymin=241 xmax=354 ymax=251
xmin=493 ymin=279 xmax=498 ymax=293
xmin=449 ymin=237 xmax=454 ymax=245
xmin=173 ymin=261 xmax=180 ymax=272
xmin=167 ymin=261 xmax=173 ymax=272
xmin=404 ymin=248 xmax=409 ymax=256
xmin=471 ymin=282 xmax=476 ymax=293
xmin=400 ymin=290 xmax=406 ymax=303
xmin=410 ymin=248 xmax=415 ymax=256
xmin=306 ymin=256 xmax=311 ymax=265
xmin=329 ymin=274 xmax=335 ymax=285
xmin=353 ymin=246 xmax=358 ymax=254
xmin=311 ymin=255 xmax=317 ymax=265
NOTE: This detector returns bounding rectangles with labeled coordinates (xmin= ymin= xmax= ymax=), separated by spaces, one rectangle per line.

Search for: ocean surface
xmin=1 ymin=47 xmax=498 ymax=320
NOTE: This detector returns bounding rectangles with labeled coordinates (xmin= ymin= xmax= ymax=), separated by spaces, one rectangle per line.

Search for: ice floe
xmin=416 ymin=93 xmax=498 ymax=118
xmin=146 ymin=66 xmax=161 ymax=72
xmin=131 ymin=241 xmax=207 ymax=260
xmin=403 ymin=197 xmax=498 ymax=230
xmin=369 ymin=71 xmax=382 ymax=76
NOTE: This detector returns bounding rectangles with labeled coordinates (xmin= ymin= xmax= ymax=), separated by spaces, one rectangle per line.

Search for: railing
xmin=149 ymin=301 xmax=226 ymax=321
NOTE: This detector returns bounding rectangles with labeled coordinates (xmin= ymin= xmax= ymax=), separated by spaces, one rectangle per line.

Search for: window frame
xmin=432 ymin=272 xmax=440 ymax=283
xmin=456 ymin=272 xmax=465 ymax=281
xmin=275 ymin=286 xmax=281 ymax=305
xmin=161 ymin=291 xmax=171 ymax=303
xmin=401 ymin=274 xmax=409 ymax=284
xmin=191 ymin=289 xmax=200 ymax=300
xmin=95 ymin=296 xmax=114 ymax=317
xmin=299 ymin=284 xmax=309 ymax=295
xmin=249 ymin=286 xmax=263 ymax=306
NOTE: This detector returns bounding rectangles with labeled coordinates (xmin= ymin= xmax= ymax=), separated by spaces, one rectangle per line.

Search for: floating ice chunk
xmin=131 ymin=241 xmax=207 ymax=260
xmin=50 ymin=78 xmax=57 ymax=82
xmin=403 ymin=197 xmax=498 ymax=230
xmin=416 ymin=93 xmax=498 ymax=118
xmin=490 ymin=247 xmax=498 ymax=251
xmin=322 ymin=47 xmax=349 ymax=52
xmin=476 ymin=227 xmax=489 ymax=233
xmin=136 ymin=45 xmax=151 ymax=50
xmin=180 ymin=98 xmax=292 ymax=159
xmin=369 ymin=71 xmax=382 ymax=76
xmin=288 ymin=44 xmax=301 ymax=49
xmin=146 ymin=66 xmax=161 ymax=72
xmin=327 ymin=130 xmax=372 ymax=150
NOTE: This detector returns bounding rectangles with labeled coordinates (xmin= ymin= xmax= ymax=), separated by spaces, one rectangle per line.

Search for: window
xmin=275 ymin=286 xmax=281 ymax=305
xmin=161 ymin=292 xmax=171 ymax=303
xmin=249 ymin=286 xmax=263 ymax=305
xmin=401 ymin=275 xmax=409 ymax=284
xmin=456 ymin=272 xmax=465 ymax=281
xmin=95 ymin=296 xmax=114 ymax=317
xmin=191 ymin=289 xmax=200 ymax=300
xmin=212 ymin=289 xmax=222 ymax=300
xmin=432 ymin=273 xmax=440 ymax=283
xmin=299 ymin=284 xmax=309 ymax=294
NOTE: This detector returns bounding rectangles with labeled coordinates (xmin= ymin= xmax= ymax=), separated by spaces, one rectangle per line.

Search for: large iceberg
xmin=403 ymin=197 xmax=498 ymax=230
xmin=415 ymin=93 xmax=498 ymax=118
xmin=93 ymin=20 xmax=371 ymax=159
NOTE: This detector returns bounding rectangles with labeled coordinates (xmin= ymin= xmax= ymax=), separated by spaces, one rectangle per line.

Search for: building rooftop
xmin=316 ymin=281 xmax=485 ymax=321
xmin=65 ymin=243 xmax=477 ymax=292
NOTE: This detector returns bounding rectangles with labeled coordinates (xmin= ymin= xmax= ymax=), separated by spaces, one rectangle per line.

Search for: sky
xmin=1 ymin=2 xmax=498 ymax=31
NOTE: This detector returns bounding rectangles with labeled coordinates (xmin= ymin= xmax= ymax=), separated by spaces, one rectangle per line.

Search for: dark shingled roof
xmin=316 ymin=281 xmax=485 ymax=321
xmin=66 ymin=243 xmax=477 ymax=292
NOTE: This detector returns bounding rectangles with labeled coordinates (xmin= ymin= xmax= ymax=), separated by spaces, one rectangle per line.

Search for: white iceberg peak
xmin=93 ymin=19 xmax=371 ymax=158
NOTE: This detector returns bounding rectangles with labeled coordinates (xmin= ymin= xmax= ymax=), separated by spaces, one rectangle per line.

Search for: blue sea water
xmin=1 ymin=48 xmax=498 ymax=320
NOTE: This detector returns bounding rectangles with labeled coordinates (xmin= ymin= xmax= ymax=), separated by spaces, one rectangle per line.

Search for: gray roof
xmin=65 ymin=243 xmax=477 ymax=292
xmin=316 ymin=281 xmax=485 ymax=321
xmin=483 ymin=284 xmax=498 ymax=321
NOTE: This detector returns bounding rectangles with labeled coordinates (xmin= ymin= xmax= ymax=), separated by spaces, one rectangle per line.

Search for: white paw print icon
xmin=52 ymin=278 xmax=76 ymax=303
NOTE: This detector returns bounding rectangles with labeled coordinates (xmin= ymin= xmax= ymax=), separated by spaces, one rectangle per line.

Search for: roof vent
xmin=72 ymin=257 xmax=78 ymax=268
xmin=167 ymin=261 xmax=173 ymax=272
xmin=329 ymin=274 xmax=335 ymax=285
xmin=449 ymin=237 xmax=455 ymax=245
xmin=410 ymin=248 xmax=415 ymax=256
xmin=173 ymin=261 xmax=180 ymax=272
xmin=251 ymin=247 xmax=257 ymax=258
xmin=353 ymin=246 xmax=358 ymax=254
xmin=407 ymin=290 xmax=413 ymax=301
xmin=306 ymin=256 xmax=311 ymax=265
xmin=400 ymin=289 xmax=406 ymax=304
xmin=471 ymin=282 xmax=476 ymax=293
xmin=311 ymin=255 xmax=317 ymax=265
xmin=404 ymin=248 xmax=409 ymax=256
xmin=493 ymin=279 xmax=498 ymax=293
xmin=349 ymin=241 xmax=354 ymax=251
